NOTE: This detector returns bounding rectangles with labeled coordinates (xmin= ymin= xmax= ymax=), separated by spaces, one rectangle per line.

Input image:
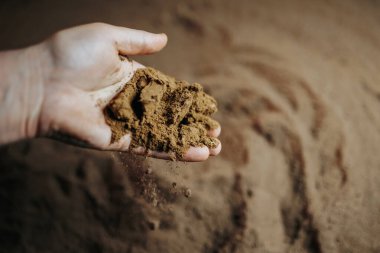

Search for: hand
xmin=33 ymin=23 xmax=221 ymax=161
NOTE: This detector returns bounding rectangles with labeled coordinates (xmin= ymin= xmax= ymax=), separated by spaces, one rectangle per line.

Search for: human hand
xmin=33 ymin=23 xmax=221 ymax=161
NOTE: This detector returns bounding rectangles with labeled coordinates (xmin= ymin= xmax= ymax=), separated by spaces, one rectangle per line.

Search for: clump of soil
xmin=105 ymin=67 xmax=219 ymax=159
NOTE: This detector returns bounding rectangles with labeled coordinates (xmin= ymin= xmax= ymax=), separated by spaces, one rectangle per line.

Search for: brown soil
xmin=105 ymin=67 xmax=219 ymax=158
xmin=1 ymin=1 xmax=380 ymax=253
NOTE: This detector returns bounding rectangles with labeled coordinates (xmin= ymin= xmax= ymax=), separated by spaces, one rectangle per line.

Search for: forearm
xmin=0 ymin=45 xmax=45 ymax=145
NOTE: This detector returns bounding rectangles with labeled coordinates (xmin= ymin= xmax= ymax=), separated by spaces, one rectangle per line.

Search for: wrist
xmin=0 ymin=43 xmax=50 ymax=144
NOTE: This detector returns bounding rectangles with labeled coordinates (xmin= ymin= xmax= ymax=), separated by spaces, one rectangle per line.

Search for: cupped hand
xmin=36 ymin=23 xmax=221 ymax=161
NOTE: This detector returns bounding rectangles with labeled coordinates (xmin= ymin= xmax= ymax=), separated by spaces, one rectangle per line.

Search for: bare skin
xmin=0 ymin=23 xmax=221 ymax=161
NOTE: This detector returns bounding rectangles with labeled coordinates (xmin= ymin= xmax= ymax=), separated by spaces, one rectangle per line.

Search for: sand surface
xmin=1 ymin=0 xmax=380 ymax=252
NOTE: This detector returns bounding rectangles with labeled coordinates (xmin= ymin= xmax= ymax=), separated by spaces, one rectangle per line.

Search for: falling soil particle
xmin=184 ymin=188 xmax=192 ymax=198
xmin=105 ymin=67 xmax=219 ymax=159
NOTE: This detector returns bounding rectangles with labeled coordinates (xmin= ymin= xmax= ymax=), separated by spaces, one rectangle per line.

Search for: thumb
xmin=111 ymin=26 xmax=168 ymax=55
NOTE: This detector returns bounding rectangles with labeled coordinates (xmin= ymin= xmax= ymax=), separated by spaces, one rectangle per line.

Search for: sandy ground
xmin=1 ymin=0 xmax=380 ymax=252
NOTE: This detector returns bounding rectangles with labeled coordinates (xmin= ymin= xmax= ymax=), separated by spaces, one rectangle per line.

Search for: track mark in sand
xmin=252 ymin=120 xmax=322 ymax=253
xmin=244 ymin=61 xmax=326 ymax=138
xmin=206 ymin=87 xmax=260 ymax=252
xmin=231 ymin=44 xmax=283 ymax=61
xmin=176 ymin=4 xmax=205 ymax=36
xmin=319 ymin=132 xmax=348 ymax=187
xmin=208 ymin=173 xmax=248 ymax=253
xmin=362 ymin=81 xmax=380 ymax=102
xmin=252 ymin=118 xmax=275 ymax=145
xmin=298 ymin=80 xmax=326 ymax=138
xmin=335 ymin=140 xmax=348 ymax=186
xmin=230 ymin=173 xmax=248 ymax=251
xmin=360 ymin=81 xmax=380 ymax=133
xmin=212 ymin=83 xmax=339 ymax=252
xmin=213 ymin=82 xmax=347 ymax=252
xmin=215 ymin=24 xmax=233 ymax=47
xmin=246 ymin=61 xmax=298 ymax=110
xmin=217 ymin=87 xmax=280 ymax=118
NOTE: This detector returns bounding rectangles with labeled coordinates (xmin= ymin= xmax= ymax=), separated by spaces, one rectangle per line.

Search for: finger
xmin=90 ymin=61 xmax=145 ymax=108
xmin=131 ymin=146 xmax=146 ymax=155
xmin=111 ymin=26 xmax=168 ymax=55
xmin=77 ymin=115 xmax=131 ymax=151
xmin=209 ymin=141 xmax=222 ymax=156
xmin=77 ymin=122 xmax=131 ymax=151
xmin=181 ymin=146 xmax=210 ymax=162
xmin=104 ymin=134 xmax=220 ymax=159
xmin=106 ymin=134 xmax=131 ymax=151
xmin=130 ymin=146 xmax=175 ymax=160
xmin=208 ymin=126 xmax=221 ymax=138
xmin=131 ymin=146 xmax=210 ymax=162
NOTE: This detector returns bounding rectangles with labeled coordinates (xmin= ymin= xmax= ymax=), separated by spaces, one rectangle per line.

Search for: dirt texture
xmin=105 ymin=67 xmax=218 ymax=158
xmin=1 ymin=0 xmax=380 ymax=253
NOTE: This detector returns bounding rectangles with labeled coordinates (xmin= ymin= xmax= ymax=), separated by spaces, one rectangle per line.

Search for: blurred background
xmin=1 ymin=0 xmax=380 ymax=252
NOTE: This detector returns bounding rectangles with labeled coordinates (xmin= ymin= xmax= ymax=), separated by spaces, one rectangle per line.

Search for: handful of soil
xmin=105 ymin=67 xmax=219 ymax=159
